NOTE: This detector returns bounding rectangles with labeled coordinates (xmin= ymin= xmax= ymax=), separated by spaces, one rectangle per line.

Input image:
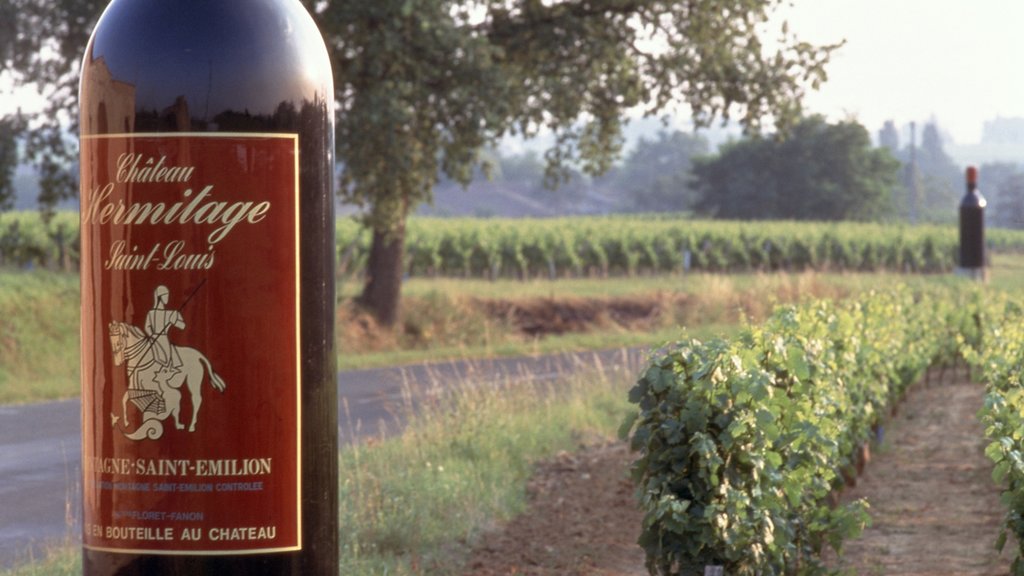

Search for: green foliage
xmin=375 ymin=217 xmax=968 ymax=278
xmin=0 ymin=116 xmax=25 ymax=212
xmin=624 ymin=288 xmax=960 ymax=574
xmin=962 ymin=295 xmax=1024 ymax=574
xmin=693 ymin=116 xmax=900 ymax=222
xmin=0 ymin=547 xmax=81 ymax=576
xmin=0 ymin=212 xmax=78 ymax=269
xmin=6 ymin=0 xmax=840 ymax=323
xmin=0 ymin=270 xmax=80 ymax=403
xmin=621 ymin=282 xmax=1024 ymax=574
xmin=2 ymin=352 xmax=635 ymax=576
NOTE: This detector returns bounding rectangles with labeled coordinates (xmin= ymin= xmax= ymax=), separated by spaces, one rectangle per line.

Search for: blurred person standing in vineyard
xmin=2 ymin=0 xmax=839 ymax=326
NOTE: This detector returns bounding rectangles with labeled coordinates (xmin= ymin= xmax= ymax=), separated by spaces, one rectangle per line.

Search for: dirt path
xmin=460 ymin=442 xmax=646 ymax=576
xmin=461 ymin=370 xmax=1014 ymax=575
xmin=829 ymin=372 xmax=1012 ymax=574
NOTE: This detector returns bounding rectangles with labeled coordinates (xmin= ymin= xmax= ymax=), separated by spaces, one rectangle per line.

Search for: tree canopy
xmin=3 ymin=0 xmax=840 ymax=324
xmin=0 ymin=0 xmax=99 ymax=213
xmin=316 ymin=0 xmax=839 ymax=323
xmin=316 ymin=0 xmax=837 ymax=231
xmin=692 ymin=116 xmax=899 ymax=221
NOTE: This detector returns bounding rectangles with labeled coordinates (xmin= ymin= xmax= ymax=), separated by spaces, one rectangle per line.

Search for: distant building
xmin=949 ymin=117 xmax=1024 ymax=168
xmin=982 ymin=117 xmax=1024 ymax=145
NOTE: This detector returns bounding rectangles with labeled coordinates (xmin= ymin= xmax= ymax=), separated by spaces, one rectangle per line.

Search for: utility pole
xmin=906 ymin=121 xmax=919 ymax=224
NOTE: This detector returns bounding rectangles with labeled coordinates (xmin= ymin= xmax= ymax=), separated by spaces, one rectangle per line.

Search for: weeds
xmin=336 ymin=352 xmax=640 ymax=574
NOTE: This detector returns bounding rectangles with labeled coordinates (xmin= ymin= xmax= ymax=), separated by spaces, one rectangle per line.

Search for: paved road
xmin=0 ymin=348 xmax=645 ymax=569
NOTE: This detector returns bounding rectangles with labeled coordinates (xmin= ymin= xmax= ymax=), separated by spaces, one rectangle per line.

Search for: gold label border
xmin=80 ymin=132 xmax=304 ymax=555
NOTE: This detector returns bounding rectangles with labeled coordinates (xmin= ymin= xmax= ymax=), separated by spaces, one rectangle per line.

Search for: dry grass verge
xmin=340 ymin=272 xmax=851 ymax=359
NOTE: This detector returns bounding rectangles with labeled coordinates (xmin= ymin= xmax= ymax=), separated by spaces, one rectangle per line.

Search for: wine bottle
xmin=958 ymin=165 xmax=986 ymax=270
xmin=78 ymin=0 xmax=338 ymax=574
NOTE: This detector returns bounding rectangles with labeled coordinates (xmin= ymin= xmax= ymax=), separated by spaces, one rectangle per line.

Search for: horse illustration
xmin=108 ymin=320 xmax=226 ymax=439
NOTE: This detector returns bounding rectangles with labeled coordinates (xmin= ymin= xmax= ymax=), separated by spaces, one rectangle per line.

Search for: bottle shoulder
xmin=961 ymin=189 xmax=987 ymax=209
xmin=81 ymin=0 xmax=332 ymax=132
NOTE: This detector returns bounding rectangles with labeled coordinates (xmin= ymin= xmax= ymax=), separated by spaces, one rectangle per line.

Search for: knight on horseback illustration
xmin=108 ymin=282 xmax=226 ymax=441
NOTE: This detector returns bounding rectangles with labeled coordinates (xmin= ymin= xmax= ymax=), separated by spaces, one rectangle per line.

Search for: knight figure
xmin=146 ymin=285 xmax=185 ymax=381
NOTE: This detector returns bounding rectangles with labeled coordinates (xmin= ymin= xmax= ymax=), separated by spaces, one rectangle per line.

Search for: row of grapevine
xmin=623 ymin=287 xmax=970 ymax=575
xmin=8 ymin=210 xmax=1024 ymax=276
xmin=0 ymin=212 xmax=79 ymax=271
xmin=343 ymin=217 xmax=1024 ymax=279
xmin=961 ymin=295 xmax=1024 ymax=575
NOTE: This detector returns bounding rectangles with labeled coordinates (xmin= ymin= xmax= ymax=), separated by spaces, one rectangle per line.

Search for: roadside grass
xmin=343 ymin=267 xmax=893 ymax=301
xmin=337 ymin=268 xmax=898 ymax=370
xmin=988 ymin=251 xmax=1024 ymax=292
xmin=343 ymin=321 xmax=737 ymax=370
xmin=0 ymin=270 xmax=79 ymax=404
xmin=0 ymin=547 xmax=79 ymax=576
xmin=336 ymin=354 xmax=639 ymax=574
xmin=2 ymin=352 xmax=640 ymax=576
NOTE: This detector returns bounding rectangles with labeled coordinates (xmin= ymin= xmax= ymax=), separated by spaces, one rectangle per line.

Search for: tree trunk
xmin=358 ymin=220 xmax=406 ymax=327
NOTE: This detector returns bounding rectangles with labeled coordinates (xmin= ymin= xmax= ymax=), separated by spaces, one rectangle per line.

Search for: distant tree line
xmin=880 ymin=118 xmax=1024 ymax=229
xmin=470 ymin=115 xmax=903 ymax=222
xmin=693 ymin=116 xmax=898 ymax=221
xmin=978 ymin=163 xmax=1024 ymax=229
xmin=488 ymin=115 xmax=1024 ymax=227
xmin=445 ymin=129 xmax=711 ymax=216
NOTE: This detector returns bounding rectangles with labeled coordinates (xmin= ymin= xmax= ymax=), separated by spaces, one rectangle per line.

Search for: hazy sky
xmin=2 ymin=0 xmax=1021 ymax=145
xmin=776 ymin=0 xmax=1024 ymax=145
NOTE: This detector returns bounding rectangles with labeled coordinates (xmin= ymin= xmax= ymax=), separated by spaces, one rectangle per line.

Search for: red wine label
xmin=80 ymin=133 xmax=302 ymax=555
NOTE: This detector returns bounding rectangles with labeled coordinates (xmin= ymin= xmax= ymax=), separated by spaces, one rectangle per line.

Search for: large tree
xmin=692 ymin=116 xmax=899 ymax=221
xmin=4 ymin=0 xmax=838 ymax=325
xmin=317 ymin=0 xmax=838 ymax=325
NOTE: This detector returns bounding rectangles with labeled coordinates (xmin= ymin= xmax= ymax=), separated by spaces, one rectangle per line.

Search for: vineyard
xmin=6 ymin=209 xmax=1024 ymax=574
xmin=349 ymin=217 xmax=1024 ymax=278
xmin=623 ymin=286 xmax=1024 ymax=575
xmin=0 ymin=212 xmax=78 ymax=271
xmin=8 ymin=210 xmax=1024 ymax=276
